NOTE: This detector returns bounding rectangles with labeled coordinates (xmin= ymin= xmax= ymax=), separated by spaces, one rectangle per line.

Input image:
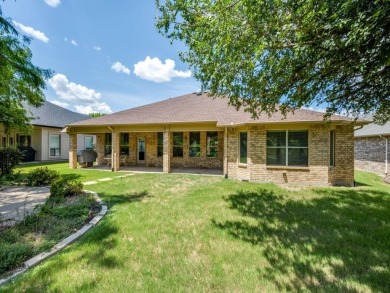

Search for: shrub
xmin=0 ymin=148 xmax=23 ymax=176
xmin=50 ymin=177 xmax=83 ymax=198
xmin=26 ymin=167 xmax=60 ymax=186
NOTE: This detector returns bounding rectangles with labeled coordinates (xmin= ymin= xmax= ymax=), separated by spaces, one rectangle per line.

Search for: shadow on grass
xmin=212 ymin=188 xmax=390 ymax=292
xmin=101 ymin=190 xmax=151 ymax=208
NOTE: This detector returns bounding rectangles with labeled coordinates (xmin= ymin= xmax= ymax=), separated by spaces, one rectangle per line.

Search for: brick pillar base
xmin=163 ymin=128 xmax=170 ymax=173
xmin=69 ymin=133 xmax=77 ymax=169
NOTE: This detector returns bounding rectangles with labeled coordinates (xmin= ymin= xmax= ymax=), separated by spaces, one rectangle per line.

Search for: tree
xmin=0 ymin=6 xmax=52 ymax=133
xmin=156 ymin=0 xmax=390 ymax=124
xmin=89 ymin=113 xmax=105 ymax=118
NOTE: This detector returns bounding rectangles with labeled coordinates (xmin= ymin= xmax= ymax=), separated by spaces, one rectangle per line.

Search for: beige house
xmin=67 ymin=93 xmax=366 ymax=186
xmin=0 ymin=101 xmax=94 ymax=161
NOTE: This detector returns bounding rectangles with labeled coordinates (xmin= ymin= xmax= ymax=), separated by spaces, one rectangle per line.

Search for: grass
xmin=1 ymin=169 xmax=389 ymax=292
xmin=14 ymin=162 xmax=120 ymax=183
xmin=0 ymin=193 xmax=99 ymax=277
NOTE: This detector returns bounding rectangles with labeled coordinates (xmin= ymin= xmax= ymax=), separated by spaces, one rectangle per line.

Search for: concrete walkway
xmin=0 ymin=186 xmax=50 ymax=224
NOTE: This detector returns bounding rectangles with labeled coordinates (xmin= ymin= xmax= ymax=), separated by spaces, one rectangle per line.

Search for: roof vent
xmin=195 ymin=89 xmax=202 ymax=96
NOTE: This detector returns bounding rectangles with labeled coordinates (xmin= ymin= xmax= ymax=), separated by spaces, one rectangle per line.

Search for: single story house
xmin=0 ymin=101 xmax=95 ymax=161
xmin=355 ymin=115 xmax=389 ymax=176
xmin=67 ymin=92 xmax=366 ymax=186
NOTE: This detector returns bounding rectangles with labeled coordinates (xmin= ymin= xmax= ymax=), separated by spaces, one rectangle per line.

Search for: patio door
xmin=137 ymin=138 xmax=145 ymax=164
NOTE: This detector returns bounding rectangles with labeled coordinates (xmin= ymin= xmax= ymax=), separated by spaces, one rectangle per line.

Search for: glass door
xmin=138 ymin=138 xmax=145 ymax=164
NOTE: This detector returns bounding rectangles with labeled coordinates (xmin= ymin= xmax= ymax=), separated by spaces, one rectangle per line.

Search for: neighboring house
xmin=67 ymin=92 xmax=366 ymax=186
xmin=0 ymin=101 xmax=94 ymax=161
xmin=355 ymin=116 xmax=389 ymax=176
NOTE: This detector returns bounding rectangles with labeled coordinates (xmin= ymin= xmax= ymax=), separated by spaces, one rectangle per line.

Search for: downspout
xmin=108 ymin=126 xmax=114 ymax=171
xmin=385 ymin=137 xmax=388 ymax=175
xmin=224 ymin=127 xmax=228 ymax=178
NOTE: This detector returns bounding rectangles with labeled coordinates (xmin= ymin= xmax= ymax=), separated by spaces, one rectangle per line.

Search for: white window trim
xmin=266 ymin=130 xmax=309 ymax=166
xmin=48 ymin=133 xmax=61 ymax=158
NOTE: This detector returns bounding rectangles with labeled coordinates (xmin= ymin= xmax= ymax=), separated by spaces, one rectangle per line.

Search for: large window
xmin=267 ymin=130 xmax=308 ymax=166
xmin=206 ymin=132 xmax=218 ymax=157
xmin=49 ymin=134 xmax=61 ymax=157
xmin=173 ymin=132 xmax=183 ymax=157
xmin=330 ymin=130 xmax=335 ymax=167
xmin=120 ymin=133 xmax=130 ymax=155
xmin=1 ymin=136 xmax=6 ymax=148
xmin=189 ymin=132 xmax=200 ymax=157
xmin=85 ymin=136 xmax=94 ymax=150
xmin=104 ymin=133 xmax=112 ymax=156
xmin=239 ymin=132 xmax=247 ymax=164
xmin=157 ymin=132 xmax=163 ymax=157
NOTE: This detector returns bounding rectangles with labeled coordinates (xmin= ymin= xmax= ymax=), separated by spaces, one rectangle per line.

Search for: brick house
xmin=66 ymin=93 xmax=366 ymax=186
xmin=355 ymin=116 xmax=389 ymax=176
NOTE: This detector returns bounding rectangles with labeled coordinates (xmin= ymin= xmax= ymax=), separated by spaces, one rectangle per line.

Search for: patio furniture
xmin=104 ymin=155 xmax=127 ymax=167
xmin=77 ymin=150 xmax=97 ymax=167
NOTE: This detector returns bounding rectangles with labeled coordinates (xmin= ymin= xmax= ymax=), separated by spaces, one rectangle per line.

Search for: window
xmin=330 ymin=130 xmax=335 ymax=167
xmin=104 ymin=133 xmax=112 ymax=156
xmin=120 ymin=133 xmax=130 ymax=155
xmin=1 ymin=136 xmax=6 ymax=148
xmin=189 ymin=132 xmax=201 ymax=157
xmin=157 ymin=132 xmax=163 ymax=157
xmin=17 ymin=134 xmax=31 ymax=147
xmin=9 ymin=137 xmax=14 ymax=148
xmin=85 ymin=136 xmax=94 ymax=150
xmin=49 ymin=134 xmax=61 ymax=157
xmin=239 ymin=132 xmax=248 ymax=164
xmin=173 ymin=132 xmax=183 ymax=157
xmin=267 ymin=130 xmax=308 ymax=166
xmin=206 ymin=132 xmax=218 ymax=157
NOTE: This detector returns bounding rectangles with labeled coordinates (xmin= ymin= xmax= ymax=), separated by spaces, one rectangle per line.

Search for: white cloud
xmin=94 ymin=46 xmax=101 ymax=51
xmin=111 ymin=61 xmax=130 ymax=75
xmin=74 ymin=102 xmax=112 ymax=115
xmin=44 ymin=0 xmax=60 ymax=7
xmin=133 ymin=56 xmax=191 ymax=83
xmin=12 ymin=21 xmax=49 ymax=43
xmin=49 ymin=100 xmax=69 ymax=108
xmin=71 ymin=39 xmax=78 ymax=46
xmin=47 ymin=73 xmax=112 ymax=114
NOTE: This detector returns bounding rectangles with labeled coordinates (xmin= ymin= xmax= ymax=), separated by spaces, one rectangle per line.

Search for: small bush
xmin=50 ymin=177 xmax=83 ymax=198
xmin=26 ymin=167 xmax=60 ymax=186
xmin=0 ymin=148 xmax=23 ymax=176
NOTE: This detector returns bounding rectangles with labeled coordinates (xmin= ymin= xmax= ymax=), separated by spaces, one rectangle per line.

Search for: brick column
xmin=95 ymin=134 xmax=105 ymax=165
xmin=69 ymin=133 xmax=77 ymax=169
xmin=112 ymin=130 xmax=120 ymax=171
xmin=163 ymin=127 xmax=170 ymax=173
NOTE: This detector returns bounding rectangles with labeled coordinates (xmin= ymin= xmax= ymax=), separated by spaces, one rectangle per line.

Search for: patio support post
xmin=69 ymin=133 xmax=77 ymax=169
xmin=163 ymin=127 xmax=171 ymax=173
xmin=112 ymin=129 xmax=120 ymax=171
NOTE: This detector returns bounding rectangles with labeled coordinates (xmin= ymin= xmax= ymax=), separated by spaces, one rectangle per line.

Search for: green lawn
xmin=15 ymin=162 xmax=121 ymax=182
xmin=1 ymin=169 xmax=389 ymax=292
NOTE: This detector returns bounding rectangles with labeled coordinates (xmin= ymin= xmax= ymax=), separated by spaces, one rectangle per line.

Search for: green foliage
xmin=89 ymin=113 xmax=105 ymax=118
xmin=0 ymin=6 xmax=52 ymax=132
xmin=0 ymin=147 xmax=23 ymax=176
xmin=50 ymin=177 xmax=84 ymax=198
xmin=156 ymin=0 xmax=390 ymax=124
xmin=0 ymin=193 xmax=97 ymax=276
xmin=26 ymin=167 xmax=60 ymax=186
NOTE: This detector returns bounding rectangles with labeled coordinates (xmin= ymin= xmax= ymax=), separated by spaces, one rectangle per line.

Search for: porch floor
xmin=83 ymin=164 xmax=223 ymax=176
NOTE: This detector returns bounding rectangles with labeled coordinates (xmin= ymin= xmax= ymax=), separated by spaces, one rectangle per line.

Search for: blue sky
xmin=2 ymin=0 xmax=200 ymax=114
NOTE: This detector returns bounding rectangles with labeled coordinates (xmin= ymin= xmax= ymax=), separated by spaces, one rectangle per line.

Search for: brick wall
xmin=227 ymin=124 xmax=355 ymax=186
xmin=355 ymin=136 xmax=389 ymax=175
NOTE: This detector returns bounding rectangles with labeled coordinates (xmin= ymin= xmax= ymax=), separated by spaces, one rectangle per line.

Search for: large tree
xmin=0 ymin=6 xmax=52 ymax=133
xmin=156 ymin=0 xmax=390 ymax=123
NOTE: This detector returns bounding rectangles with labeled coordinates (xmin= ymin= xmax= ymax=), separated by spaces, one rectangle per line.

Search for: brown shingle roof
xmin=69 ymin=93 xmax=359 ymax=127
